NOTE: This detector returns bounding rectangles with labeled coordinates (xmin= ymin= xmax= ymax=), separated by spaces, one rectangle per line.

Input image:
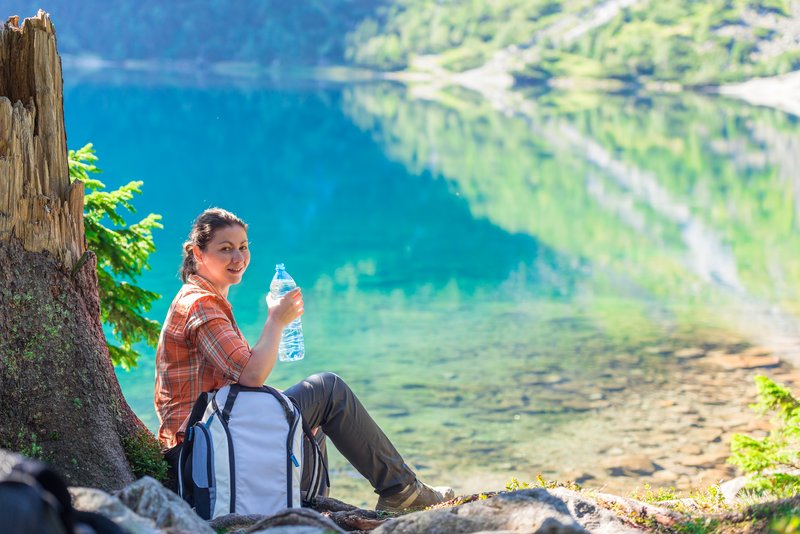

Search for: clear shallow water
xmin=63 ymin=73 xmax=800 ymax=506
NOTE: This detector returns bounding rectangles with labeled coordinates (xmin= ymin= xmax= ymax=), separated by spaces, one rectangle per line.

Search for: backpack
xmin=0 ymin=453 xmax=125 ymax=534
xmin=177 ymin=384 xmax=328 ymax=520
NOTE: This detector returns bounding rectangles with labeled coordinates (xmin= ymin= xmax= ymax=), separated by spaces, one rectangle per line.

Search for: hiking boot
xmin=376 ymin=479 xmax=455 ymax=513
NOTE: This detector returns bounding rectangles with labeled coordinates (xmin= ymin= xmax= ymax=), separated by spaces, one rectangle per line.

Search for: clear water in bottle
xmin=269 ymin=263 xmax=305 ymax=362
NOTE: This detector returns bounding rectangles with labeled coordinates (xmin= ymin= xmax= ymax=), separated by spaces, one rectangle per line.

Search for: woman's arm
xmin=238 ymin=287 xmax=303 ymax=387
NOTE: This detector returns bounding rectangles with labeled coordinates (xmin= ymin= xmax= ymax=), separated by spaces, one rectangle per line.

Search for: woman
xmin=154 ymin=208 xmax=453 ymax=512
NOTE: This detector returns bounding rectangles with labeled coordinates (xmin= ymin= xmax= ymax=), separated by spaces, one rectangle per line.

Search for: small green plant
xmin=122 ymin=428 xmax=169 ymax=482
xmin=630 ymin=483 xmax=677 ymax=503
xmin=19 ymin=432 xmax=44 ymax=460
xmin=505 ymin=475 xmax=581 ymax=492
xmin=506 ymin=477 xmax=533 ymax=491
xmin=728 ymin=376 xmax=800 ymax=499
xmin=688 ymin=484 xmax=727 ymax=513
xmin=771 ymin=511 xmax=800 ymax=533
xmin=68 ymin=144 xmax=163 ymax=370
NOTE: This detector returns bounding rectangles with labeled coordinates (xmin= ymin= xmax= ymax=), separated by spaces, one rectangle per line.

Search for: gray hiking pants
xmin=284 ymin=372 xmax=416 ymax=497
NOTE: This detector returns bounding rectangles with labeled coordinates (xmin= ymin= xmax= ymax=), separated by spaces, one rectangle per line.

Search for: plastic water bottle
xmin=269 ymin=263 xmax=305 ymax=362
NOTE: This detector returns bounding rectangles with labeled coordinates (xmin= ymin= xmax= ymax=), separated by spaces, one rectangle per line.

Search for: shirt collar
xmin=187 ymin=274 xmax=233 ymax=309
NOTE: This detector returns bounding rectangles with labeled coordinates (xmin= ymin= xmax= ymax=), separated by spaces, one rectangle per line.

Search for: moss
xmin=122 ymin=427 xmax=169 ymax=483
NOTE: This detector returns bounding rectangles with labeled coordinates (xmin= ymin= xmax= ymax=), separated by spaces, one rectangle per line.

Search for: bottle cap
xmin=275 ymin=263 xmax=285 ymax=271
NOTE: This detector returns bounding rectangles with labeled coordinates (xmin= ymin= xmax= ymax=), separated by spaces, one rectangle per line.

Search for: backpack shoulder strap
xmin=186 ymin=390 xmax=213 ymax=428
xmin=286 ymin=397 xmax=331 ymax=502
xmin=221 ymin=384 xmax=242 ymax=423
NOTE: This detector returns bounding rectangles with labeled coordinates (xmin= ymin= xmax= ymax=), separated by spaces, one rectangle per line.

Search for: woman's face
xmin=193 ymin=224 xmax=250 ymax=294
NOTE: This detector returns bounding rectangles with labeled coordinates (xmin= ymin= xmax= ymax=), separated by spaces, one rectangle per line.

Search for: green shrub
xmin=728 ymin=376 xmax=800 ymax=499
xmin=122 ymin=428 xmax=169 ymax=482
xmin=69 ymin=144 xmax=163 ymax=370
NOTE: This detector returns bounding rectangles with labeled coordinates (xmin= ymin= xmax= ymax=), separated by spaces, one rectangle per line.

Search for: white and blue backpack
xmin=177 ymin=384 xmax=328 ymax=519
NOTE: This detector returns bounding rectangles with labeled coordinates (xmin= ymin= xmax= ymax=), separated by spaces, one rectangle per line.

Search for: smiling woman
xmin=153 ymin=207 xmax=454 ymax=512
xmin=190 ymin=224 xmax=250 ymax=293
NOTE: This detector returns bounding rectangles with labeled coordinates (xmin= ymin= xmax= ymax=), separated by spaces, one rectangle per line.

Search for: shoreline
xmin=61 ymin=53 xmax=800 ymax=118
xmin=324 ymin=342 xmax=800 ymax=509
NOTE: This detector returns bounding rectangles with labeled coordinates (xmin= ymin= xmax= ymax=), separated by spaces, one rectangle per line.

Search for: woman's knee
xmin=306 ymin=371 xmax=342 ymax=388
xmin=305 ymin=372 xmax=351 ymax=398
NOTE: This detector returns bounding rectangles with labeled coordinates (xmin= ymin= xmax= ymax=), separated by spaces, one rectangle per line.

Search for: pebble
xmin=679 ymin=451 xmax=729 ymax=468
xmin=678 ymin=443 xmax=703 ymax=455
xmin=674 ymin=348 xmax=705 ymax=359
xmin=602 ymin=454 xmax=659 ymax=476
xmin=651 ymin=469 xmax=679 ymax=483
xmin=707 ymin=352 xmax=780 ymax=370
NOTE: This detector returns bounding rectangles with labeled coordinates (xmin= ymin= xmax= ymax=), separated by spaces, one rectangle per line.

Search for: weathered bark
xmin=0 ymin=11 xmax=146 ymax=490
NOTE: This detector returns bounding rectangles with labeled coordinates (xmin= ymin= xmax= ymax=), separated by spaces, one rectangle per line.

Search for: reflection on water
xmin=343 ymin=84 xmax=800 ymax=355
xmin=63 ymin=76 xmax=800 ymax=506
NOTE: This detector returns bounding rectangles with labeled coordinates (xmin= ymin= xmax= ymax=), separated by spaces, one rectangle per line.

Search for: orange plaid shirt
xmin=154 ymin=274 xmax=251 ymax=449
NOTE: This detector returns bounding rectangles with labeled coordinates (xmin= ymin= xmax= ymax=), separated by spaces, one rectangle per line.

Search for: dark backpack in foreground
xmin=0 ymin=454 xmax=124 ymax=534
xmin=178 ymin=383 xmax=328 ymax=520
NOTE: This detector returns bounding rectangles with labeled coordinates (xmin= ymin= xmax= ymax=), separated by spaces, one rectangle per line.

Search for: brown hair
xmin=180 ymin=208 xmax=248 ymax=282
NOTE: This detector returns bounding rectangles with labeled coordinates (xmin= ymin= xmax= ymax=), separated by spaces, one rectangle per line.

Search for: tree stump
xmin=0 ymin=11 xmax=147 ymax=490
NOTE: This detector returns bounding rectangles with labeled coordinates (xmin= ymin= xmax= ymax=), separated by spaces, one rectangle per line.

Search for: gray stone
xmin=0 ymin=449 xmax=23 ymax=478
xmin=70 ymin=487 xmax=160 ymax=534
xmin=550 ymin=488 xmax=640 ymax=534
xmin=250 ymin=528 xmax=336 ymax=534
xmin=674 ymin=347 xmax=706 ymax=359
xmin=210 ymin=513 xmax=268 ymax=532
xmin=373 ymin=489 xmax=587 ymax=533
xmin=719 ymin=476 xmax=750 ymax=504
xmin=246 ymin=508 xmax=345 ymax=533
xmin=601 ymin=454 xmax=659 ymax=476
xmin=115 ymin=476 xmax=214 ymax=534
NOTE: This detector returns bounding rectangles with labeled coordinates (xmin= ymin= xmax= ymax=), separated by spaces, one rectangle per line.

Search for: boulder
xmin=0 ymin=449 xmax=23 ymax=478
xmin=70 ymin=487 xmax=160 ymax=534
xmin=246 ymin=508 xmax=345 ymax=533
xmin=550 ymin=488 xmax=640 ymax=534
xmin=210 ymin=513 xmax=269 ymax=532
xmin=114 ymin=476 xmax=214 ymax=534
xmin=373 ymin=489 xmax=587 ymax=533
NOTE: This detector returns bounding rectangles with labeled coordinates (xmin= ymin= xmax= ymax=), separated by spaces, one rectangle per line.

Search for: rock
xmin=602 ymin=454 xmax=659 ymax=476
xmin=739 ymin=346 xmax=773 ymax=358
xmin=679 ymin=451 xmax=729 ymax=469
xmin=559 ymin=470 xmax=596 ymax=485
xmin=0 ymin=449 xmax=23 ymax=478
xmin=70 ymin=487 xmax=160 ymax=534
xmin=707 ymin=352 xmax=780 ymax=370
xmin=250 ymin=528 xmax=334 ymax=534
xmin=651 ymin=469 xmax=679 ymax=483
xmin=373 ymin=489 xmax=587 ymax=533
xmin=690 ymin=428 xmax=723 ymax=443
xmin=674 ymin=348 xmax=705 ymax=359
xmin=678 ymin=444 xmax=703 ymax=455
xmin=719 ymin=476 xmax=750 ymax=504
xmin=550 ymin=488 xmax=640 ymax=534
xmin=210 ymin=514 xmax=268 ymax=532
xmin=246 ymin=508 xmax=345 ymax=533
xmin=115 ymin=476 xmax=214 ymax=534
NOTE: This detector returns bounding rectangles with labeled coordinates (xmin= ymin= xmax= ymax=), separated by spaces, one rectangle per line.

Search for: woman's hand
xmin=266 ymin=287 xmax=304 ymax=328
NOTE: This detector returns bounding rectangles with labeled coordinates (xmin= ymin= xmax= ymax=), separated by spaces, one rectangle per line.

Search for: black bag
xmin=0 ymin=455 xmax=125 ymax=534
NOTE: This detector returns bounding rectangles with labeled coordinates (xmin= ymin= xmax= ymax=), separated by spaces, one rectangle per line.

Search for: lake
xmin=63 ymin=71 xmax=800 ymax=507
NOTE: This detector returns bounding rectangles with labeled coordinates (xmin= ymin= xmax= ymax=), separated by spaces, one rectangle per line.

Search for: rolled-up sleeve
xmin=186 ymin=299 xmax=251 ymax=382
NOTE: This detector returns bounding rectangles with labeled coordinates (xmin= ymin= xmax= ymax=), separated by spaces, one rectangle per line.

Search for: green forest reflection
xmin=342 ymin=84 xmax=800 ymax=347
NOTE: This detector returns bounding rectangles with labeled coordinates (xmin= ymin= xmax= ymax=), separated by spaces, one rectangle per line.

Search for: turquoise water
xmin=63 ymin=74 xmax=800 ymax=505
